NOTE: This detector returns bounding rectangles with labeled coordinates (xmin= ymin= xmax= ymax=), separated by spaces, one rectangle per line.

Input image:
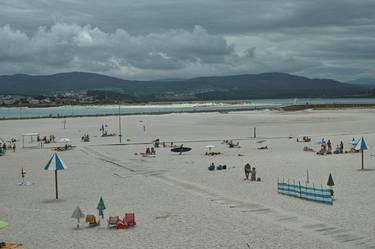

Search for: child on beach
xmin=251 ymin=167 xmax=256 ymax=181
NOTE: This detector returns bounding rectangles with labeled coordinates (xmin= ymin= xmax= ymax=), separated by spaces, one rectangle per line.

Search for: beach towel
xmin=0 ymin=243 xmax=23 ymax=249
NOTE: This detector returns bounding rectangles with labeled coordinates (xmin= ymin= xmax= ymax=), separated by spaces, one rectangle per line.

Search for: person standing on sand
xmin=244 ymin=163 xmax=251 ymax=180
xmin=327 ymin=140 xmax=332 ymax=154
xmin=340 ymin=141 xmax=344 ymax=153
xmin=12 ymin=143 xmax=16 ymax=152
xmin=251 ymin=167 xmax=256 ymax=181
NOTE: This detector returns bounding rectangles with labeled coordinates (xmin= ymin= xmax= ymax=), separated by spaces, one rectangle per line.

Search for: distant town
xmin=0 ymin=90 xmax=146 ymax=107
xmin=0 ymin=92 xmax=93 ymax=107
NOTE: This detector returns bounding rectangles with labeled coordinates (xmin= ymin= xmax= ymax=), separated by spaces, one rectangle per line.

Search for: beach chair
xmin=124 ymin=213 xmax=136 ymax=227
xmin=85 ymin=215 xmax=99 ymax=226
xmin=116 ymin=213 xmax=136 ymax=229
xmin=107 ymin=216 xmax=120 ymax=228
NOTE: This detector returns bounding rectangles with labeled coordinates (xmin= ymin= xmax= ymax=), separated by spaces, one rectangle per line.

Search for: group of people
xmin=296 ymin=136 xmax=311 ymax=142
xmin=244 ymin=163 xmax=258 ymax=181
xmin=81 ymin=134 xmax=90 ymax=142
xmin=145 ymin=147 xmax=156 ymax=155
xmin=222 ymin=140 xmax=240 ymax=148
xmin=0 ymin=140 xmax=16 ymax=153
xmin=208 ymin=163 xmax=227 ymax=171
xmin=37 ymin=135 xmax=55 ymax=144
xmin=317 ymin=139 xmax=346 ymax=155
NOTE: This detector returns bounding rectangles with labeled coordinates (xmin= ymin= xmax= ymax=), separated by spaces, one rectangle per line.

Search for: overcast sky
xmin=0 ymin=0 xmax=374 ymax=81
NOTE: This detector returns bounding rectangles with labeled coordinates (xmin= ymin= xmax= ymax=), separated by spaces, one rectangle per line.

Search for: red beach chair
xmin=125 ymin=213 xmax=136 ymax=226
xmin=116 ymin=213 xmax=136 ymax=229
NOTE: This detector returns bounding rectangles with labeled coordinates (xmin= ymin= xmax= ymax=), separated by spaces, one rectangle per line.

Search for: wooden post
xmin=118 ymin=104 xmax=122 ymax=144
xmin=55 ymin=170 xmax=58 ymax=199
xmin=254 ymin=127 xmax=256 ymax=138
xmin=361 ymin=150 xmax=364 ymax=170
xmin=306 ymin=169 xmax=310 ymax=183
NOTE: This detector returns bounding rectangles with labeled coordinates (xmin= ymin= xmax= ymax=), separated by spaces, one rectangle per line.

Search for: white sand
xmin=1 ymin=109 xmax=375 ymax=249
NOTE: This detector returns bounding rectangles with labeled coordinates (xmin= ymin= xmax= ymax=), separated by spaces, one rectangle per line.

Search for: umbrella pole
xmin=55 ymin=170 xmax=58 ymax=199
xmin=362 ymin=150 xmax=364 ymax=170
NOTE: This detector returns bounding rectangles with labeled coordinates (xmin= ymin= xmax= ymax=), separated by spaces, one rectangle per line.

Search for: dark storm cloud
xmin=0 ymin=0 xmax=374 ymax=81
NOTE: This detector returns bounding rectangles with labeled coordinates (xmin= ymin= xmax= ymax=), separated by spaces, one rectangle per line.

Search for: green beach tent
xmin=0 ymin=220 xmax=9 ymax=229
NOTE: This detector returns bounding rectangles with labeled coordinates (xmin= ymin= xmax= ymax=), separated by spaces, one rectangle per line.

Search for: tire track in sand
xmin=79 ymin=145 xmax=375 ymax=249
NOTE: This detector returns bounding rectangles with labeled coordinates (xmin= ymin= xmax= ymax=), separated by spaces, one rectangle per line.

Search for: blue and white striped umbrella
xmin=0 ymin=137 xmax=5 ymax=144
xmin=355 ymin=137 xmax=369 ymax=151
xmin=44 ymin=153 xmax=67 ymax=171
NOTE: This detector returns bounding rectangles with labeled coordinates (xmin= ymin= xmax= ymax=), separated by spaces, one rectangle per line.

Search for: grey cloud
xmin=0 ymin=0 xmax=374 ymax=81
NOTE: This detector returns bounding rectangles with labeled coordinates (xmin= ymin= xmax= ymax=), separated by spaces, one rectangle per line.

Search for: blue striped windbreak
xmin=278 ymin=181 xmax=333 ymax=205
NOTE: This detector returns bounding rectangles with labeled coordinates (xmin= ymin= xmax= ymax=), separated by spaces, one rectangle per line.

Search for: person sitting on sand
xmin=208 ymin=163 xmax=215 ymax=171
xmin=146 ymin=147 xmax=151 ymax=155
xmin=250 ymin=167 xmax=256 ymax=181
xmin=244 ymin=163 xmax=251 ymax=180
xmin=334 ymin=144 xmax=341 ymax=154
xmin=151 ymin=147 xmax=156 ymax=155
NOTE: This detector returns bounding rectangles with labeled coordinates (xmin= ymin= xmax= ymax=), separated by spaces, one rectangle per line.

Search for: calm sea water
xmin=1 ymin=98 xmax=375 ymax=119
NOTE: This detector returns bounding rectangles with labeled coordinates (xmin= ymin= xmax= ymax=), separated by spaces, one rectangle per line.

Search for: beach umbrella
xmin=44 ymin=152 xmax=67 ymax=199
xmin=327 ymin=173 xmax=335 ymax=186
xmin=0 ymin=220 xmax=8 ymax=229
xmin=71 ymin=206 xmax=85 ymax=228
xmin=0 ymin=137 xmax=5 ymax=144
xmin=97 ymin=196 xmax=106 ymax=219
xmin=315 ymin=139 xmax=326 ymax=145
xmin=205 ymin=145 xmax=215 ymax=150
xmin=57 ymin=138 xmax=70 ymax=143
xmin=355 ymin=137 xmax=369 ymax=170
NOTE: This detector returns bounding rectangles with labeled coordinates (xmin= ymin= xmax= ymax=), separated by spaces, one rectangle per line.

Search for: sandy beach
xmin=1 ymin=108 xmax=375 ymax=249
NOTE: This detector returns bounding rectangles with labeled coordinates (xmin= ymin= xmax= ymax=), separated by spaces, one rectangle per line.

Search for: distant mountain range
xmin=346 ymin=78 xmax=375 ymax=86
xmin=0 ymin=72 xmax=371 ymax=101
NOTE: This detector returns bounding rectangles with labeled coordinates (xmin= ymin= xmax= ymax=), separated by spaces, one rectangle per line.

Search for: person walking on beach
xmin=244 ymin=163 xmax=251 ymax=180
xmin=12 ymin=143 xmax=16 ymax=152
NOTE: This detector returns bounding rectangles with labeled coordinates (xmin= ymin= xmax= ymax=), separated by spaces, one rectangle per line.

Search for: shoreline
xmin=281 ymin=103 xmax=375 ymax=111
xmin=1 ymin=103 xmax=375 ymax=121
xmin=0 ymin=106 xmax=272 ymax=120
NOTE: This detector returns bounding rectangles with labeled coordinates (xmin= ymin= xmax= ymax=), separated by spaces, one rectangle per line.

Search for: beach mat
xmin=171 ymin=147 xmax=191 ymax=153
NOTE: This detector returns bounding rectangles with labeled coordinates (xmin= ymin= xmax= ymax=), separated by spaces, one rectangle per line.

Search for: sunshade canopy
xmin=44 ymin=153 xmax=67 ymax=171
xmin=355 ymin=137 xmax=369 ymax=151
